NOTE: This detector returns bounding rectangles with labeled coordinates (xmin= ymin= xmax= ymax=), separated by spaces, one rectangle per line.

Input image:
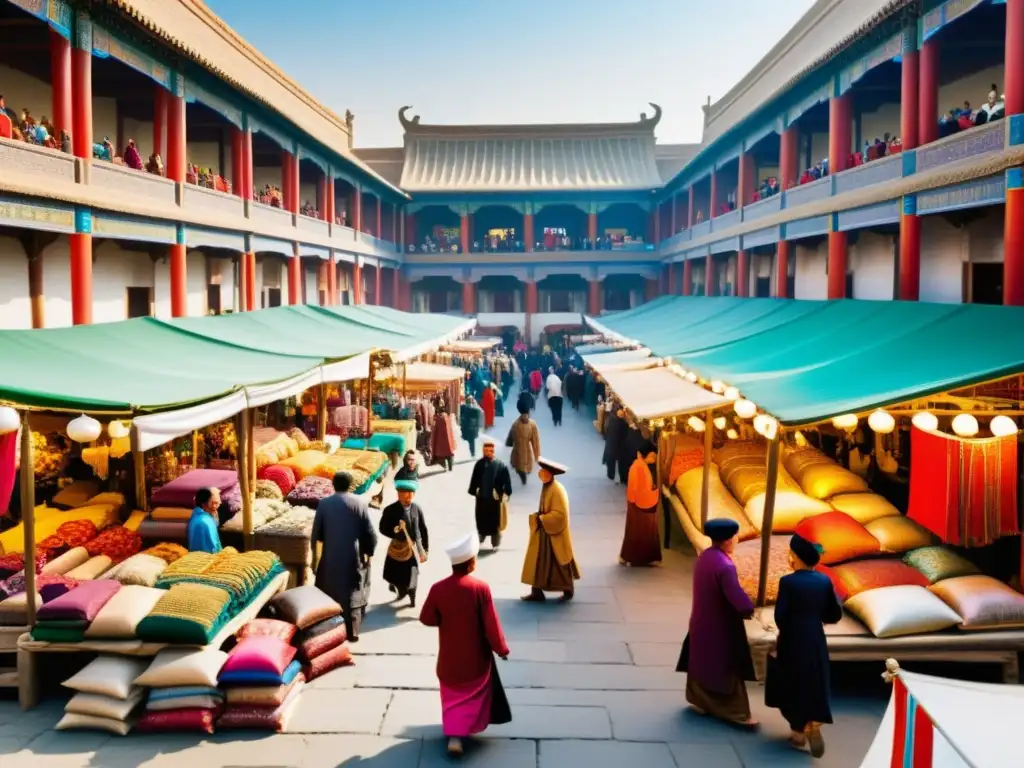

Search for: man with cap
xmin=469 ymin=435 xmax=513 ymax=549
xmin=312 ymin=471 xmax=378 ymax=641
xmin=675 ymin=517 xmax=757 ymax=726
xmin=379 ymin=477 xmax=429 ymax=607
xmin=420 ymin=533 xmax=512 ymax=757
xmin=520 ymin=458 xmax=580 ymax=602
xmin=765 ymin=534 xmax=841 ymax=758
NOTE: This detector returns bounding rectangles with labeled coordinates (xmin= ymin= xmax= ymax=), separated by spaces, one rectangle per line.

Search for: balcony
xmin=91 ymin=162 xmax=176 ymax=207
xmin=691 ymin=220 xmax=712 ymax=240
xmin=331 ymin=225 xmax=358 ymax=248
xmin=915 ymin=120 xmax=1006 ymax=174
xmin=741 ymin=193 xmax=781 ymax=223
xmin=784 ymin=175 xmax=831 ymax=208
xmin=182 ymin=184 xmax=244 ymax=220
xmin=297 ymin=213 xmax=329 ymax=240
xmin=712 ymin=209 xmax=740 ymax=232
xmin=361 ymin=232 xmax=399 ymax=254
xmin=249 ymin=200 xmax=293 ymax=231
xmin=0 ymin=138 xmax=76 ymax=184
xmin=833 ymin=153 xmax=903 ymax=195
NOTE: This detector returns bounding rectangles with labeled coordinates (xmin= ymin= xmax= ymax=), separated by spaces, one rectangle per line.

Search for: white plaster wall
xmin=254 ymin=258 xmax=265 ymax=307
xmin=42 ymin=238 xmax=72 ymax=328
xmin=476 ymin=312 xmax=525 ymax=334
xmin=123 ymin=117 xmax=154 ymax=158
xmin=94 ymin=97 xmax=117 ymax=149
xmin=794 ymin=241 xmax=827 ymax=299
xmin=253 ymin=166 xmax=284 ymax=191
xmin=211 ymin=257 xmax=237 ymax=312
xmin=186 ymin=251 xmax=206 ymax=316
xmin=809 ymin=131 xmax=829 ymax=166
xmin=299 ymin=182 xmax=318 ymax=209
xmin=756 ymin=164 xmax=780 ymax=186
xmin=0 ymin=236 xmax=31 ymax=329
xmin=0 ymin=65 xmax=51 ymax=126
xmin=859 ymin=102 xmax=900 ymax=144
xmin=850 ymin=231 xmax=895 ymax=300
xmin=530 ymin=312 xmax=584 ymax=345
xmin=967 ymin=206 xmax=1004 ymax=263
xmin=93 ymin=242 xmax=153 ymax=323
xmin=937 ymin=65 xmax=1006 ymax=122
xmin=304 ymin=267 xmax=318 ymax=305
xmin=919 ymin=215 xmax=966 ymax=303
xmin=153 ymin=258 xmax=170 ymax=319
xmin=188 ymin=141 xmax=222 ymax=175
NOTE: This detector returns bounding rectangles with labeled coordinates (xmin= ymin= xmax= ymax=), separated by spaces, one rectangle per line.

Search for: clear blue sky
xmin=206 ymin=0 xmax=816 ymax=148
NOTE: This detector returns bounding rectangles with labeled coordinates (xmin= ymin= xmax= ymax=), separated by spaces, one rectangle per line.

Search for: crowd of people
xmin=0 ymin=98 xmax=69 ymax=152
xmin=940 ymin=84 xmax=1005 ymax=137
xmin=410 ymin=230 xmax=648 ymax=253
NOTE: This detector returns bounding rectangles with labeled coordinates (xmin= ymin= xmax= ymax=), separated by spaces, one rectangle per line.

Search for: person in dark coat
xmin=469 ymin=436 xmax=513 ymax=549
xmin=766 ymin=534 xmax=842 ymax=758
xmin=603 ymin=408 xmax=628 ymax=483
xmin=460 ymin=396 xmax=484 ymax=457
xmin=517 ymin=389 xmax=535 ymax=416
xmin=380 ymin=478 xmax=429 ymax=607
xmin=394 ymin=450 xmax=419 ymax=484
xmin=312 ymin=471 xmax=378 ymax=641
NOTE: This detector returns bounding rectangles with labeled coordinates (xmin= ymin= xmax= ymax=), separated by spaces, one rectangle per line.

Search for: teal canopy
xmin=589 ymin=297 xmax=1024 ymax=425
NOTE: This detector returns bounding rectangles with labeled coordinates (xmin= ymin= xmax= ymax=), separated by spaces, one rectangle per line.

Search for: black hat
xmin=790 ymin=533 xmax=823 ymax=567
xmin=537 ymin=457 xmax=568 ymax=476
xmin=705 ymin=518 xmax=740 ymax=543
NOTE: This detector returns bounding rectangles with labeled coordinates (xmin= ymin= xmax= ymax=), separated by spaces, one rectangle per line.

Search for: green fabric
xmin=903 ymin=546 xmax=981 ymax=584
xmin=30 ymin=625 xmax=86 ymax=642
xmin=592 ymin=297 xmax=1024 ymax=425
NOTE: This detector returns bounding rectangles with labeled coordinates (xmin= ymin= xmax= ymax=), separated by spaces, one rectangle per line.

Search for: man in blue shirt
xmin=187 ymin=487 xmax=223 ymax=553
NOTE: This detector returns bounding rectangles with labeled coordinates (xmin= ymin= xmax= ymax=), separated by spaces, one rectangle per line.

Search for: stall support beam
xmin=317 ymin=383 xmax=327 ymax=440
xmin=699 ymin=409 xmax=713 ymax=532
xmin=756 ymin=435 xmax=782 ymax=608
xmin=237 ymin=409 xmax=255 ymax=551
xmin=20 ymin=414 xmax=36 ymax=628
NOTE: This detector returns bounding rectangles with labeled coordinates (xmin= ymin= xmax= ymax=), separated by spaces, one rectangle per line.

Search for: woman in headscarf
xmin=765 ymin=534 xmax=842 ymax=758
xmin=379 ymin=478 xmax=429 ymax=607
xmin=619 ymin=448 xmax=662 ymax=567
xmin=123 ymin=138 xmax=143 ymax=170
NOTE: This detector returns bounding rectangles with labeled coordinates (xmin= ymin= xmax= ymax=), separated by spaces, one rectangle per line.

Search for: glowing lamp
xmin=726 ymin=428 xmax=739 ymax=440
xmin=107 ymin=420 xmax=131 ymax=440
xmin=911 ymin=411 xmax=939 ymax=432
xmin=685 ymin=372 xmax=698 ymax=383
xmin=67 ymin=414 xmax=102 ymax=443
xmin=753 ymin=414 xmax=779 ymax=440
xmin=794 ymin=430 xmax=808 ymax=447
xmin=713 ymin=416 xmax=727 ymax=430
xmin=951 ymin=413 xmax=979 ymax=438
xmin=831 ymin=414 xmax=858 ymax=432
xmin=989 ymin=415 xmax=1018 ymax=437
xmin=710 ymin=380 xmax=725 ymax=394
xmin=687 ymin=416 xmax=705 ymax=433
xmin=0 ymin=406 xmax=19 ymax=435
xmin=734 ymin=399 xmax=757 ymax=419
xmin=867 ymin=409 xmax=896 ymax=435
xmin=723 ymin=386 xmax=740 ymax=401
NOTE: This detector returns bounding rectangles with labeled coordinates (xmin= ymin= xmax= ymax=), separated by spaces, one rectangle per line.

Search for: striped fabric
xmin=891 ymin=676 xmax=934 ymax=768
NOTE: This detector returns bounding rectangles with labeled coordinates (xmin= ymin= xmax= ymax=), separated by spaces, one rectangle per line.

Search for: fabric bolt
xmin=150 ymin=507 xmax=194 ymax=522
xmin=52 ymin=481 xmax=101 ymax=510
xmin=31 ymin=624 xmax=87 ymax=642
xmin=84 ymin=527 xmax=143 ymax=563
xmin=85 ymin=585 xmax=166 ymax=639
xmin=37 ymin=574 xmax=80 ymax=602
xmin=136 ymin=706 xmax=222 ymax=734
xmin=783 ymin=446 xmax=869 ymax=499
xmin=220 ymin=636 xmax=297 ymax=678
xmin=150 ymin=469 xmax=240 ymax=508
xmin=135 ymin=582 xmax=232 ymax=644
xmin=41 ymin=547 xmax=91 ymax=576
xmin=147 ymin=685 xmax=223 ymax=704
xmin=220 ymin=658 xmax=303 ymax=687
xmin=37 ymin=579 xmax=120 ymax=622
xmin=675 ymin=467 xmax=758 ymax=542
xmin=66 ymin=555 xmax=114 ymax=580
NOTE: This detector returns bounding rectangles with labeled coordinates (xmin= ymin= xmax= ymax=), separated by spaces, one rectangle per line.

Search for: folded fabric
xmin=146 ymin=694 xmax=224 ymax=712
xmin=135 ymin=583 xmax=232 ymax=645
xmin=36 ymin=579 xmax=120 ymax=622
xmin=65 ymin=688 xmax=144 ymax=721
xmin=219 ymin=658 xmax=303 ymax=687
xmin=150 ymin=469 xmax=239 ymax=508
xmin=31 ymin=625 xmax=87 ymax=642
xmin=85 ymin=585 xmax=166 ymax=639
xmin=84 ymin=526 xmax=143 ymax=563
xmin=135 ymin=706 xmax=222 ymax=734
xmin=104 ymin=554 xmax=168 ymax=587
xmin=147 ymin=685 xmax=223 ymax=704
xmin=55 ymin=712 xmax=133 ymax=736
xmin=298 ymin=624 xmax=347 ymax=663
xmin=63 ymin=655 xmax=150 ymax=700
xmin=302 ymin=642 xmax=353 ymax=681
xmin=51 ymin=481 xmax=101 ymax=510
xmin=41 ymin=547 xmax=91 ymax=576
xmin=65 ymin=555 xmax=114 ymax=580
xmin=221 ymin=636 xmax=297 ymax=680
xmin=38 ymin=575 xmax=79 ymax=603
xmin=150 ymin=507 xmax=194 ymax=522
xmin=295 ymin=614 xmax=345 ymax=644
xmin=224 ymin=673 xmax=304 ymax=707
xmin=217 ymin=680 xmax=302 ymax=731
xmin=135 ymin=649 xmax=228 ymax=688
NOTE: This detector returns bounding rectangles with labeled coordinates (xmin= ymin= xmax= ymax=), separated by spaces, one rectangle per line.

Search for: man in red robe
xmin=480 ymin=384 xmax=496 ymax=429
xmin=420 ymin=533 xmax=512 ymax=756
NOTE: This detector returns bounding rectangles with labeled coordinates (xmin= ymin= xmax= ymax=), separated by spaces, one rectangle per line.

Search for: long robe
xmin=765 ymin=570 xmax=842 ymax=730
xmin=603 ymin=411 xmax=626 ymax=478
xmin=675 ymin=546 xmax=755 ymax=723
xmin=506 ymin=417 xmax=540 ymax=475
xmin=493 ymin=388 xmax=505 ymax=418
xmin=431 ymin=412 xmax=457 ymax=461
xmin=312 ymin=492 xmax=378 ymax=632
xmin=481 ymin=387 xmax=496 ymax=428
xmin=469 ymin=456 xmax=513 ymax=537
xmin=521 ymin=479 xmax=580 ymax=589
xmin=620 ymin=458 xmax=662 ymax=566
xmin=379 ymin=500 xmax=429 ymax=596
xmin=459 ymin=403 xmax=482 ymax=443
xmin=420 ymin=573 xmax=512 ymax=737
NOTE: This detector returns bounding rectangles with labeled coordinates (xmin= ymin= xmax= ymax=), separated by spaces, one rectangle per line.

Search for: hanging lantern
xmin=951 ymin=413 xmax=979 ymax=438
xmin=685 ymin=372 xmax=698 ymax=383
xmin=67 ymin=414 xmax=102 ymax=443
xmin=734 ymin=399 xmax=757 ymax=419
xmin=989 ymin=415 xmax=1018 ymax=437
xmin=713 ymin=416 xmax=727 ymax=430
xmin=832 ymin=414 xmax=858 ymax=432
xmin=723 ymin=386 xmax=740 ymax=401
xmin=687 ymin=416 xmax=705 ymax=433
xmin=794 ymin=430 xmax=808 ymax=447
xmin=726 ymin=428 xmax=739 ymax=440
xmin=710 ymin=380 xmax=725 ymax=394
xmin=867 ymin=409 xmax=896 ymax=435
xmin=0 ymin=406 xmax=20 ymax=435
xmin=911 ymin=411 xmax=939 ymax=432
xmin=753 ymin=414 xmax=779 ymax=440
xmin=107 ymin=420 xmax=131 ymax=440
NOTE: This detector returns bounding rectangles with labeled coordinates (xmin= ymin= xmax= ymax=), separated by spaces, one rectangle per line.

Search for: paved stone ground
xmin=0 ymin=388 xmax=888 ymax=767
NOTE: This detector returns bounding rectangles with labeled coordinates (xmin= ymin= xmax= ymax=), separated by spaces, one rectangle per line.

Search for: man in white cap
xmin=520 ymin=457 xmax=580 ymax=602
xmin=420 ymin=533 xmax=512 ymax=757
xmin=468 ymin=435 xmax=513 ymax=550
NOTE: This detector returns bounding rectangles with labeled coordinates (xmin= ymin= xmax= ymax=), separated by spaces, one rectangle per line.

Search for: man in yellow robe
xmin=521 ymin=458 xmax=580 ymax=602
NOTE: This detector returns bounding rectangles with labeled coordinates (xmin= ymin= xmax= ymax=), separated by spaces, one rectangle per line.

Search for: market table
xmin=15 ymin=570 xmax=289 ymax=710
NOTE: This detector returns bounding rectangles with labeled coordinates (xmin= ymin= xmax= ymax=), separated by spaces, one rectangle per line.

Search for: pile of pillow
xmin=217 ymin=629 xmax=303 ymax=731
xmin=286 ymin=476 xmax=335 ymax=509
xmin=134 ymin=648 xmax=228 ymax=734
xmin=32 ymin=579 xmax=121 ymax=642
xmin=148 ymin=468 xmax=242 ymax=522
xmin=57 ymin=655 xmax=150 ymax=735
xmin=220 ymin=498 xmax=291 ymax=535
xmin=269 ymin=586 xmax=352 ymax=681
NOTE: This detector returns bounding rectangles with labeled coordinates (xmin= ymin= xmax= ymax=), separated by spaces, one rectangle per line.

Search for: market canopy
xmin=376 ymin=362 xmax=465 ymax=383
xmin=599 ymin=364 xmax=729 ymax=421
xmin=587 ymin=297 xmax=1024 ymax=425
xmin=581 ymin=348 xmax=653 ymax=371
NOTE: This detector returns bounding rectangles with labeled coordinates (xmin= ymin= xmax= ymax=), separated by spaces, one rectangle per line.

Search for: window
xmin=266 ymin=288 xmax=282 ymax=308
xmin=126 ymin=287 xmax=151 ymax=318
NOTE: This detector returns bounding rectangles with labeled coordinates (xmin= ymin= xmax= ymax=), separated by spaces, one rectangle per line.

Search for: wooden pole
xmin=237 ymin=408 xmax=254 ymax=551
xmin=20 ymin=414 xmax=36 ymax=627
xmin=191 ymin=430 xmax=199 ymax=469
xmin=756 ymin=434 xmax=782 ymax=608
xmin=316 ymin=383 xmax=327 ymax=441
xmin=699 ymin=408 xmax=713 ymax=532
xmin=247 ymin=408 xmax=256 ymax=495
xmin=655 ymin=426 xmax=667 ymax=549
xmin=130 ymin=423 xmax=147 ymax=513
xmin=402 ymin=362 xmax=408 ymax=400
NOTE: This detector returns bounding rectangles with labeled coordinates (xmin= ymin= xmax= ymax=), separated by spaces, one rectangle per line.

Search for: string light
xmin=734 ymin=399 xmax=757 ymax=419
xmin=989 ymin=415 xmax=1018 ymax=437
xmin=713 ymin=416 xmax=727 ymax=430
xmin=723 ymin=386 xmax=740 ymax=401
xmin=911 ymin=411 xmax=938 ymax=432
xmin=867 ymin=410 xmax=896 ymax=435
xmin=0 ymin=407 xmax=19 ymax=435
xmin=687 ymin=416 xmax=705 ymax=433
xmin=951 ymin=413 xmax=979 ymax=437
xmin=831 ymin=414 xmax=858 ymax=432
xmin=710 ymin=380 xmax=725 ymax=394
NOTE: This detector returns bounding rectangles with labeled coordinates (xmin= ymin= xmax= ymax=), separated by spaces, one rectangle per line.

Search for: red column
xmin=524 ymin=213 xmax=534 ymax=252
xmin=829 ymin=93 xmax=852 ymax=174
xmin=49 ymin=30 xmax=71 ymax=140
xmin=288 ymin=252 xmax=302 ymax=305
xmin=391 ymin=267 xmax=399 ymax=308
xmin=667 ymin=263 xmax=675 ymax=296
xmin=682 ymin=260 xmax=693 ymax=296
xmin=1005 ymin=170 xmax=1024 ymax=305
xmin=1008 ymin=0 xmax=1024 ymax=117
xmin=374 ymin=266 xmax=382 ymax=306
xmin=170 ymin=232 xmax=187 ymax=318
xmin=71 ymin=208 xmax=92 ymax=325
xmin=705 ymin=255 xmax=716 ymax=297
xmin=375 ymin=198 xmax=383 ymax=239
xmin=245 ymin=252 xmax=256 ymax=310
xmin=460 ymin=214 xmax=470 ymax=254
xmin=900 ymin=29 xmax=920 ymax=150
xmin=919 ymin=39 xmax=940 ymax=146
xmin=780 ymin=126 xmax=799 ymax=190
xmin=738 ymin=154 xmax=755 ymax=208
xmin=281 ymin=152 xmax=292 ymax=212
xmin=241 ymin=129 xmax=252 ymax=201
xmin=899 ymin=199 xmax=922 ymax=301
xmin=238 ymin=253 xmax=248 ymax=311
xmin=353 ymin=188 xmax=363 ymax=233
xmin=153 ymin=88 xmax=167 ymax=165
xmin=316 ymin=174 xmax=328 ymax=220
xmin=231 ymin=128 xmax=244 ymax=197
xmin=588 ymin=280 xmax=602 ymax=315
xmin=71 ymin=18 xmax=92 ymax=161
xmin=166 ymin=79 xmax=186 ymax=184
xmin=587 ymin=212 xmax=598 ymax=242
xmin=326 ymin=177 xmax=335 ymax=225
xmin=462 ymin=281 xmax=475 ymax=315
xmin=709 ymin=172 xmax=719 ymax=218
xmin=525 ymin=281 xmax=538 ymax=314
xmin=775 ymin=241 xmax=790 ymax=298
xmin=317 ymin=261 xmax=328 ymax=306
xmin=736 ymin=250 xmax=749 ymax=297
xmin=827 ymin=230 xmax=848 ymax=299
xmin=352 ymin=263 xmax=362 ymax=304
xmin=687 ymin=185 xmax=694 ymax=228
xmin=327 ymin=254 xmax=337 ymax=305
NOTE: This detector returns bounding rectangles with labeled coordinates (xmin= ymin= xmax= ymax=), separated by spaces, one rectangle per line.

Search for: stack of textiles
xmin=330 ymin=405 xmax=369 ymax=435
xmin=254 ymin=479 xmax=285 ymax=500
xmin=84 ymin=585 xmax=166 ymax=638
xmin=257 ymin=465 xmax=297 ymax=496
xmin=0 ymin=551 xmax=49 ymax=579
xmin=32 ymin=579 xmax=121 ymax=641
xmin=217 ymin=631 xmax=303 ymax=731
xmin=286 ymin=476 xmax=335 ymax=509
xmin=0 ymin=503 xmax=118 ymax=555
xmin=135 ymin=582 xmax=232 ymax=644
xmin=254 ymin=434 xmax=300 ymax=471
xmin=254 ymin=507 xmax=315 ymax=572
xmin=103 ymin=552 xmax=170 ymax=587
xmin=84 ymin=526 xmax=143 ymax=563
xmin=135 ymin=648 xmax=227 ymax=734
xmin=149 ymin=468 xmax=242 ymax=522
xmin=269 ymin=586 xmax=351 ymax=681
xmin=57 ymin=655 xmax=150 ymax=735
xmin=221 ymin=498 xmax=291 ymax=534
xmin=42 ymin=547 xmax=91 ymax=576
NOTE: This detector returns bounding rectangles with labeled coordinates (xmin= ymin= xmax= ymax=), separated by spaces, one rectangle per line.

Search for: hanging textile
xmin=907 ymin=426 xmax=1018 ymax=547
xmin=889 ymin=675 xmax=934 ymax=768
xmin=0 ymin=432 xmax=15 ymax=517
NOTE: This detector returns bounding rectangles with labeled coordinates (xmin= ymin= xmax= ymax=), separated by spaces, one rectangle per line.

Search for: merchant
xmin=187 ymin=487 xmax=223 ymax=554
xmin=468 ymin=435 xmax=513 ymax=550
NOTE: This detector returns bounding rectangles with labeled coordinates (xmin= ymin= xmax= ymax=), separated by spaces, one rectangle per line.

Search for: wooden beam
xmin=20 ymin=414 xmax=36 ymax=626
xmin=756 ymin=435 xmax=782 ymax=608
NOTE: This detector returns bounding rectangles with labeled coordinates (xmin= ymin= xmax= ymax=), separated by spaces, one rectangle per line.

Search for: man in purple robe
xmin=675 ymin=518 xmax=757 ymax=726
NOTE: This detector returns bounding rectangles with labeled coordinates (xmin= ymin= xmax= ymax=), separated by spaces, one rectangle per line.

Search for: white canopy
xmin=585 ymin=314 xmax=640 ymax=346
xmin=582 ymin=348 xmax=653 ymax=371
xmin=377 ymin=362 xmax=466 ymax=383
xmin=600 ymin=363 xmax=729 ymax=420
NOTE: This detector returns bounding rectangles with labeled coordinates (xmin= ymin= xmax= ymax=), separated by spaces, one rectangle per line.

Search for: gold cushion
xmin=675 ymin=466 xmax=757 ymax=542
xmin=745 ymin=491 xmax=833 ymax=534
xmin=828 ymin=493 xmax=901 ymax=525
xmin=784 ymin=447 xmax=869 ymax=500
xmin=928 ymin=575 xmax=1024 ymax=630
xmin=844 ymin=584 xmax=962 ymax=638
xmin=865 ymin=516 xmax=935 ymax=554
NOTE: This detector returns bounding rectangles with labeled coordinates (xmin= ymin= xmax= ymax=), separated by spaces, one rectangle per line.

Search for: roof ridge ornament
xmin=639 ymin=103 xmax=663 ymax=127
xmin=399 ymin=106 xmax=421 ymax=130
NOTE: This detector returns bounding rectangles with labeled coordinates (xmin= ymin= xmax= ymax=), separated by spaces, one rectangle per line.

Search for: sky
xmin=206 ymin=0 xmax=817 ymax=148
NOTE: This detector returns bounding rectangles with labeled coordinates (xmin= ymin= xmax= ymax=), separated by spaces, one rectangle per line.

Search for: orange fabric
xmin=626 ymin=458 xmax=659 ymax=509
xmin=795 ymin=511 xmax=881 ymax=566
xmin=481 ymin=387 xmax=495 ymax=428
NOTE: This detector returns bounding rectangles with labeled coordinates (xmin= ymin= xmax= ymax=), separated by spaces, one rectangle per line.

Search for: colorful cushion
xmin=302 ymin=642 xmax=353 ymax=680
xmin=219 ymin=658 xmax=303 ymax=687
xmin=63 ymin=656 xmax=150 ymax=700
xmin=815 ymin=565 xmax=848 ymax=601
xmin=220 ymin=636 xmax=297 ymax=679
xmin=65 ymin=689 xmax=144 ymax=721
xmin=783 ymin=447 xmax=869 ymax=499
xmin=150 ymin=469 xmax=239 ymax=508
xmin=278 ymin=450 xmax=330 ymax=481
xmin=928 ymin=575 xmax=1024 ymax=630
xmin=270 ymin=585 xmax=342 ymax=629
xmin=298 ymin=624 xmax=348 ymax=662
xmin=295 ymin=614 xmax=345 ymax=643
xmin=147 ymin=694 xmax=224 ymax=712
xmin=830 ymin=559 xmax=930 ymax=600
xmin=903 ymin=546 xmax=981 ymax=584
xmin=730 ymin=536 xmax=792 ymax=605
xmin=237 ymin=618 xmax=297 ymax=643
xmin=84 ymin=526 xmax=143 ymax=563
xmin=744 ymin=490 xmax=833 ymax=534
xmin=55 ymin=712 xmax=132 ymax=736
xmin=104 ymin=554 xmax=168 ymax=587
xmin=147 ymin=685 xmax=222 ymax=704
xmin=828 ymin=493 xmax=901 ymax=525
xmin=85 ymin=585 xmax=165 ymax=639
xmin=135 ymin=583 xmax=232 ymax=644
xmin=795 ymin=511 xmax=881 ymax=565
xmin=217 ymin=680 xmax=302 ymax=731
xmin=844 ymin=585 xmax=963 ymax=638
xmin=55 ymin=519 xmax=100 ymax=548
xmin=51 ymin=480 xmax=101 ymax=510
xmin=136 ymin=706 xmax=221 ymax=734
xmin=286 ymin=476 xmax=335 ymax=509
xmin=225 ymin=673 xmax=304 ymax=707
xmin=41 ymin=547 xmax=91 ymax=576
xmin=674 ymin=466 xmax=757 ymax=542
xmin=258 ymin=465 xmax=297 ymax=496
xmin=865 ymin=516 xmax=936 ymax=555
xmin=150 ymin=507 xmax=194 ymax=522
xmin=37 ymin=578 xmax=120 ymax=622
xmin=135 ymin=649 xmax=229 ymax=688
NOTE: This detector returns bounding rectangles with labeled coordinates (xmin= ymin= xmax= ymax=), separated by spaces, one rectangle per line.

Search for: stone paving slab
xmin=539 ymin=739 xmax=677 ymax=768
xmin=287 ymin=689 xmax=394 ymax=734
